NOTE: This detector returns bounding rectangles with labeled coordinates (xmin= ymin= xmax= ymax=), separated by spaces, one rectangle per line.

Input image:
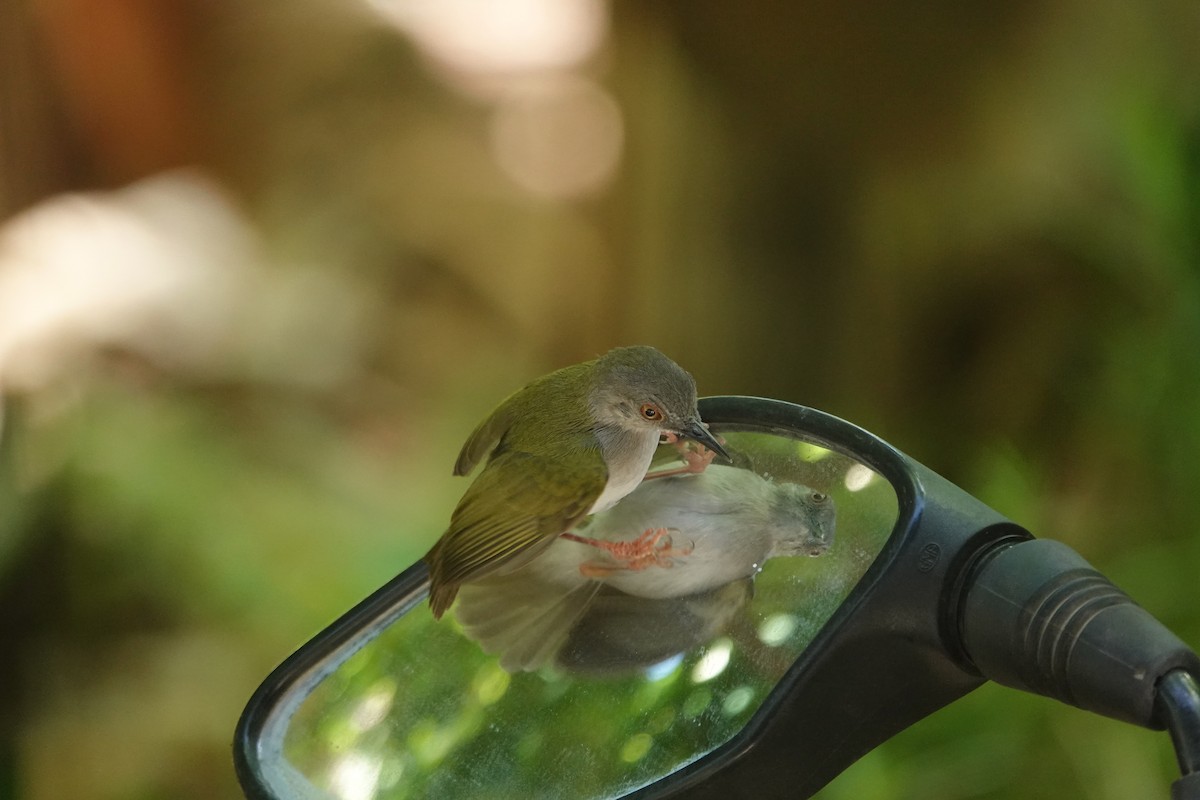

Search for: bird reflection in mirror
xmin=453 ymin=464 xmax=836 ymax=673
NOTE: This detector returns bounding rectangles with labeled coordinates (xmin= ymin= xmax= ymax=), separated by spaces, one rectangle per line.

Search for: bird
xmin=423 ymin=345 xmax=729 ymax=619
xmin=566 ymin=464 xmax=836 ymax=596
xmin=453 ymin=464 xmax=838 ymax=672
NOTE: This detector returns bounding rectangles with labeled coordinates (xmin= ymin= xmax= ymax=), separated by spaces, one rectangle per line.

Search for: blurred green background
xmin=2 ymin=0 xmax=1199 ymax=798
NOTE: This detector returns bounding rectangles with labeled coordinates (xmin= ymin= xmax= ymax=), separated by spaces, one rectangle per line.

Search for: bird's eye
xmin=811 ymin=492 xmax=827 ymax=503
xmin=640 ymin=403 xmax=661 ymax=420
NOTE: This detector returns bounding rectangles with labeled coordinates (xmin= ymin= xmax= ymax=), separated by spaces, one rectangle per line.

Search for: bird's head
xmin=588 ymin=345 xmax=729 ymax=460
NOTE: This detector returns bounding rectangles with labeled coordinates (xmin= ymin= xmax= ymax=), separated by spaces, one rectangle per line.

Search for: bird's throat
xmin=588 ymin=426 xmax=661 ymax=514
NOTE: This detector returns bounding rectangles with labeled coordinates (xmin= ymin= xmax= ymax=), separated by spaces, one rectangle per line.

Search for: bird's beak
xmin=678 ymin=419 xmax=732 ymax=463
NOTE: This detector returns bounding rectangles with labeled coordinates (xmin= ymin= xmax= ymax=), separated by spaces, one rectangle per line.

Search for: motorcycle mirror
xmin=234 ymin=396 xmax=1200 ymax=800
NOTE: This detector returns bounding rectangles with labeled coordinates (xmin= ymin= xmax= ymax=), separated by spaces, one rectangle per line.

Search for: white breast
xmin=588 ymin=428 xmax=660 ymax=514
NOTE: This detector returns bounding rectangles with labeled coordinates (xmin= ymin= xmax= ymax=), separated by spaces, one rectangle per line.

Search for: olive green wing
xmin=453 ymin=397 xmax=519 ymax=477
xmin=452 ymin=363 xmax=592 ymax=477
xmin=429 ymin=448 xmax=607 ymax=595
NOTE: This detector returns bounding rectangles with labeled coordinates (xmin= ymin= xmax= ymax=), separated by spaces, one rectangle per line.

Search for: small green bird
xmin=424 ymin=345 xmax=728 ymax=619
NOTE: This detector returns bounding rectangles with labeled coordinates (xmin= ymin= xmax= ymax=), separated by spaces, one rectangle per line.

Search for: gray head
xmin=767 ymin=482 xmax=837 ymax=558
xmin=587 ymin=346 xmax=727 ymax=458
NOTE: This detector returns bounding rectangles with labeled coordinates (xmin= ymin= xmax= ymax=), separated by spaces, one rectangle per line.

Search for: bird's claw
xmin=577 ymin=527 xmax=693 ymax=577
xmin=645 ymin=433 xmax=724 ymax=481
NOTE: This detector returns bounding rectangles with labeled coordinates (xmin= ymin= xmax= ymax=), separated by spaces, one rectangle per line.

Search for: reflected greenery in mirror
xmin=269 ymin=430 xmax=899 ymax=799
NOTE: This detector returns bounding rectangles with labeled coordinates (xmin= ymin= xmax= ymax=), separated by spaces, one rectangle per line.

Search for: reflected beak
xmin=678 ymin=419 xmax=732 ymax=463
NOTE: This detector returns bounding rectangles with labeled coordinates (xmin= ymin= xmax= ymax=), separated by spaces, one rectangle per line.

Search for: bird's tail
xmin=428 ymin=579 xmax=458 ymax=620
xmin=424 ymin=540 xmax=457 ymax=620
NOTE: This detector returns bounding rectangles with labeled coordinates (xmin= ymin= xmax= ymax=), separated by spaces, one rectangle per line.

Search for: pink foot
xmin=560 ymin=527 xmax=694 ymax=576
xmin=644 ymin=434 xmax=722 ymax=481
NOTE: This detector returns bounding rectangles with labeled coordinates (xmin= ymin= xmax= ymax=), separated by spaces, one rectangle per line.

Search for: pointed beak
xmin=678 ymin=419 xmax=731 ymax=463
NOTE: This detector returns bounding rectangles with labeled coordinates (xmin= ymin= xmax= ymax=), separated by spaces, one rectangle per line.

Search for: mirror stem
xmin=1158 ymin=669 xmax=1200 ymax=800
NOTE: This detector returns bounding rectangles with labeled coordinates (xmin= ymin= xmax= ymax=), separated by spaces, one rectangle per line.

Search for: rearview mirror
xmin=235 ymin=397 xmax=1200 ymax=799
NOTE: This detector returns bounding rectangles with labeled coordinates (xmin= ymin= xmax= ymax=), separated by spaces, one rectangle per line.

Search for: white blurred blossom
xmin=0 ymin=170 xmax=374 ymax=402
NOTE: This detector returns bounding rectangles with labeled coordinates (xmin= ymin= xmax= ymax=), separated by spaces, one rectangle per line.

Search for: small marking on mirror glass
xmin=758 ymin=613 xmax=798 ymax=646
xmin=620 ymin=733 xmax=654 ymax=763
xmin=844 ymin=463 xmax=875 ymax=491
xmin=722 ymin=686 xmax=755 ymax=716
xmin=691 ymin=638 xmax=732 ymax=683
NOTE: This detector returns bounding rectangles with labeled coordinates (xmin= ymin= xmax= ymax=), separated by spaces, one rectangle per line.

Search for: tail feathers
xmin=424 ymin=542 xmax=456 ymax=620
xmin=455 ymin=571 xmax=599 ymax=672
xmin=428 ymin=580 xmax=459 ymax=620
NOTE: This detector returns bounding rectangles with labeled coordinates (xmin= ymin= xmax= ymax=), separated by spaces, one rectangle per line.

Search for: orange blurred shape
xmin=33 ymin=0 xmax=203 ymax=182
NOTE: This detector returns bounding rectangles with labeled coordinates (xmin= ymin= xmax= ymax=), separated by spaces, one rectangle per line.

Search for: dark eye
xmin=640 ymin=403 xmax=661 ymax=420
xmin=810 ymin=492 xmax=827 ymax=503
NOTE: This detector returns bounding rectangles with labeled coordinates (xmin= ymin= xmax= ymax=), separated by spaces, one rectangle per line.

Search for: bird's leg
xmin=643 ymin=432 xmax=721 ymax=481
xmin=560 ymin=527 xmax=694 ymax=576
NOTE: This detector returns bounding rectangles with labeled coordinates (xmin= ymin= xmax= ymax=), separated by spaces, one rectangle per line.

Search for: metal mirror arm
xmin=1156 ymin=670 xmax=1200 ymax=800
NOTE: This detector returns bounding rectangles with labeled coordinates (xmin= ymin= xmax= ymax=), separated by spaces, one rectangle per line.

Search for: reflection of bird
xmin=559 ymin=581 xmax=754 ymax=676
xmin=454 ymin=465 xmax=836 ymax=672
xmin=423 ymin=346 xmax=728 ymax=619
xmin=568 ymin=464 xmax=835 ymax=596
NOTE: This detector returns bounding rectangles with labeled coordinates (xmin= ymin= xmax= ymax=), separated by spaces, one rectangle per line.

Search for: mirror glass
xmin=248 ymin=428 xmax=899 ymax=800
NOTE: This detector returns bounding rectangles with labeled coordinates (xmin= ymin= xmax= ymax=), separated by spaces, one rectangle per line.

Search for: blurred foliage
xmin=1 ymin=0 xmax=1199 ymax=799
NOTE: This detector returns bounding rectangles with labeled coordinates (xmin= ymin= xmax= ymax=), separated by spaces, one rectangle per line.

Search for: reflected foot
xmin=644 ymin=433 xmax=723 ymax=481
xmin=561 ymin=527 xmax=694 ymax=577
